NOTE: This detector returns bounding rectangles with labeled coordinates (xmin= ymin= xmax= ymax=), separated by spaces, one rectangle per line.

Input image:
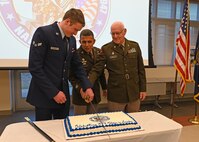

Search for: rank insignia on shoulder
xmin=32 ymin=41 xmax=42 ymax=47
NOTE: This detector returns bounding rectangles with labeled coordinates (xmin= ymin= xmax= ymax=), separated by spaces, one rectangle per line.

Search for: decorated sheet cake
xmin=63 ymin=111 xmax=142 ymax=139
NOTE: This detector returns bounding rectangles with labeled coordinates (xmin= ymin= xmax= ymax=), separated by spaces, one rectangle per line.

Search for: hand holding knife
xmin=80 ymin=88 xmax=94 ymax=103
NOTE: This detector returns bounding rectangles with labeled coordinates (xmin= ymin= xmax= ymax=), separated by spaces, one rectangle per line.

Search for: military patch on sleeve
xmin=32 ymin=41 xmax=43 ymax=47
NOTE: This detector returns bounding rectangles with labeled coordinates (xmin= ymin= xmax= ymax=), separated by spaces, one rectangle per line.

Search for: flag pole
xmin=189 ymin=63 xmax=199 ymax=124
xmin=189 ymin=100 xmax=199 ymax=124
xmin=189 ymin=29 xmax=199 ymax=124
xmin=171 ymin=70 xmax=178 ymax=119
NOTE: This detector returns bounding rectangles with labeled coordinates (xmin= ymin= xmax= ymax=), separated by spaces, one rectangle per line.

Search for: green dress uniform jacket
xmin=70 ymin=46 xmax=107 ymax=105
xmin=89 ymin=39 xmax=146 ymax=103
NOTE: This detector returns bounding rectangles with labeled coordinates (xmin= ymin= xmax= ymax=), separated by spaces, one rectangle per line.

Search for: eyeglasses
xmin=110 ymin=29 xmax=124 ymax=36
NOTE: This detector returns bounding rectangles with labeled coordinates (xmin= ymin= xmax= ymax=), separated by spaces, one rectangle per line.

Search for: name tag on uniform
xmin=110 ymin=55 xmax=118 ymax=59
xmin=50 ymin=47 xmax=59 ymax=51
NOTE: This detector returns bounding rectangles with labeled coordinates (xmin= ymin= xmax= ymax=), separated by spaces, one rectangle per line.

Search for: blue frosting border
xmin=66 ymin=125 xmax=141 ymax=137
xmin=64 ymin=119 xmax=71 ymax=137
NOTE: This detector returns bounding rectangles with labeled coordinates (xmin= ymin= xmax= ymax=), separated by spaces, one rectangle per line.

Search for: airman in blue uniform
xmin=27 ymin=8 xmax=94 ymax=121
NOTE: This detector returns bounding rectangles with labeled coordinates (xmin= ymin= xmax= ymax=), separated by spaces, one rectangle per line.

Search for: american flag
xmin=174 ymin=0 xmax=192 ymax=96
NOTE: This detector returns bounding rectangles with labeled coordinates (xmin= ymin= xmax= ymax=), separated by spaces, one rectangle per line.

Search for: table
xmin=0 ymin=111 xmax=182 ymax=142
xmin=146 ymin=78 xmax=167 ymax=108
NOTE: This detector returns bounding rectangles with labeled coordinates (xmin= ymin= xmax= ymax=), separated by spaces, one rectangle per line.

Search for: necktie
xmin=63 ymin=36 xmax=69 ymax=56
xmin=89 ymin=51 xmax=93 ymax=59
xmin=120 ymin=44 xmax=125 ymax=51
xmin=62 ymin=37 xmax=69 ymax=94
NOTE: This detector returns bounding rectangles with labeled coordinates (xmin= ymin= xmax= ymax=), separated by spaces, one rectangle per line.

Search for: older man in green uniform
xmin=89 ymin=21 xmax=147 ymax=112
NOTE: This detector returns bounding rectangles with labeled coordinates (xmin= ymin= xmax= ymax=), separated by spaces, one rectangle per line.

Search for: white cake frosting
xmin=64 ymin=111 xmax=141 ymax=138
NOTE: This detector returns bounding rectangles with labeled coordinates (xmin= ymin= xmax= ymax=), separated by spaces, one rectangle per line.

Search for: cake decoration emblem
xmin=89 ymin=115 xmax=110 ymax=122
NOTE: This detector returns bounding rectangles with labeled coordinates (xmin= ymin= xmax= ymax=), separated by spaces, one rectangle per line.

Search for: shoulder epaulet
xmin=93 ymin=46 xmax=99 ymax=50
xmin=77 ymin=46 xmax=82 ymax=53
xmin=128 ymin=40 xmax=138 ymax=44
xmin=102 ymin=42 xmax=112 ymax=48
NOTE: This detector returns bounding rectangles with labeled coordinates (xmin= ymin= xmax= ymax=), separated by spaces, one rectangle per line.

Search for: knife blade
xmin=24 ymin=117 xmax=56 ymax=142
xmin=89 ymin=101 xmax=111 ymax=139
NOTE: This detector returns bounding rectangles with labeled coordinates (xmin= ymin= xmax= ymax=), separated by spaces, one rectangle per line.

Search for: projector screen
xmin=0 ymin=0 xmax=150 ymax=69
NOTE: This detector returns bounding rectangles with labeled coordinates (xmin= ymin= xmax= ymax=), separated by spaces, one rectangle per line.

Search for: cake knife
xmin=89 ymin=101 xmax=111 ymax=140
xmin=24 ymin=117 xmax=56 ymax=142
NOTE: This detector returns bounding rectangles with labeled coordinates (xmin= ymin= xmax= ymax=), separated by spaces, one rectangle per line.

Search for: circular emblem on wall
xmin=89 ymin=115 xmax=110 ymax=122
xmin=0 ymin=0 xmax=110 ymax=47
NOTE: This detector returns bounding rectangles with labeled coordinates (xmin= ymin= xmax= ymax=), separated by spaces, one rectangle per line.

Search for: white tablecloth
xmin=0 ymin=111 xmax=182 ymax=142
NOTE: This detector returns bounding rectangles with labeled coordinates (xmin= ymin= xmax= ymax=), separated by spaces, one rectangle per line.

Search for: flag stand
xmin=170 ymin=70 xmax=178 ymax=119
xmin=189 ymin=101 xmax=199 ymax=124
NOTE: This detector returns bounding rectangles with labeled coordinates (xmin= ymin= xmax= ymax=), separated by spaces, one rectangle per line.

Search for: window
xmin=20 ymin=72 xmax=31 ymax=98
xmin=190 ymin=3 xmax=198 ymax=21
xmin=152 ymin=0 xmax=199 ymax=65
xmin=13 ymin=70 xmax=73 ymax=110
xmin=13 ymin=70 xmax=33 ymax=110
xmin=157 ymin=0 xmax=173 ymax=19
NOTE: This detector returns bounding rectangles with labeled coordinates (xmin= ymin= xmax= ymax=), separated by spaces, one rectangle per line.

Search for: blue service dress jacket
xmin=26 ymin=22 xmax=92 ymax=108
